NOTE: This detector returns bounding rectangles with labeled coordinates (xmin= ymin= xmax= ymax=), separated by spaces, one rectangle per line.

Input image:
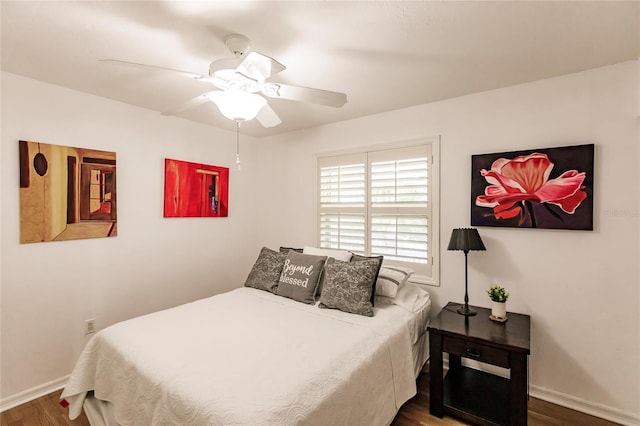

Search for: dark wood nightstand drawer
xmin=443 ymin=336 xmax=510 ymax=368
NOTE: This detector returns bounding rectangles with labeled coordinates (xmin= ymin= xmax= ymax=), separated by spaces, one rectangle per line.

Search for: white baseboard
xmin=0 ymin=375 xmax=69 ymax=412
xmin=530 ymin=385 xmax=640 ymax=426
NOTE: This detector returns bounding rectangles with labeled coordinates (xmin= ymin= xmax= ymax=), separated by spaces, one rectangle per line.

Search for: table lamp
xmin=447 ymin=228 xmax=486 ymax=316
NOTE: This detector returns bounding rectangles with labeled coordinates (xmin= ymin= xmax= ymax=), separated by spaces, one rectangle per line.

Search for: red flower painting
xmin=471 ymin=145 xmax=593 ymax=230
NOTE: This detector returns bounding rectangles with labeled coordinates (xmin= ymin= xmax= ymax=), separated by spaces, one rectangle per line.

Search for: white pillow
xmin=393 ymin=283 xmax=431 ymax=313
xmin=375 ymin=283 xmax=431 ymax=313
xmin=375 ymin=266 xmax=414 ymax=298
xmin=303 ymin=246 xmax=353 ymax=261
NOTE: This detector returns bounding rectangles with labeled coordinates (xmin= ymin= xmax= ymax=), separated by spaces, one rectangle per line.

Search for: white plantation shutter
xmin=318 ymin=154 xmax=367 ymax=254
xmin=317 ymin=142 xmax=439 ymax=283
xmin=370 ymin=156 xmax=428 ymax=206
xmin=370 ymin=214 xmax=428 ymax=264
xmin=319 ymin=158 xmax=365 ymax=206
xmin=369 ymin=145 xmax=431 ymax=276
xmin=319 ymin=214 xmax=366 ymax=253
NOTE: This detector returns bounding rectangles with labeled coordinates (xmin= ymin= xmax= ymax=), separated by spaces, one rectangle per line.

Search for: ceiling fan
xmin=101 ymin=34 xmax=348 ymax=128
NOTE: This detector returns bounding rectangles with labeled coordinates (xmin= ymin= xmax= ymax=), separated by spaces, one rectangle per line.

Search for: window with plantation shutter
xmin=317 ymin=140 xmax=440 ymax=285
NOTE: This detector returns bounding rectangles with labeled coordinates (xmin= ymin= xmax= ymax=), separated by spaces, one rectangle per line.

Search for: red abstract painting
xmin=163 ymin=158 xmax=229 ymax=218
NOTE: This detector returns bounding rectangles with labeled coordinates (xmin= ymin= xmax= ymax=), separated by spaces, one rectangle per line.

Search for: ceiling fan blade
xmin=266 ymin=83 xmax=347 ymax=108
xmin=236 ymin=51 xmax=285 ymax=81
xmin=100 ymin=59 xmax=205 ymax=80
xmin=161 ymin=93 xmax=212 ymax=116
xmin=256 ymin=104 xmax=282 ymax=128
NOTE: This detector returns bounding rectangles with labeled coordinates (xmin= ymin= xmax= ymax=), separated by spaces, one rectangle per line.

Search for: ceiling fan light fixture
xmin=206 ymin=91 xmax=266 ymax=122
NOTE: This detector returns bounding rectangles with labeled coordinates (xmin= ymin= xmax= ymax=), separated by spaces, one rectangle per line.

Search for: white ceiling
xmin=2 ymin=1 xmax=638 ymax=138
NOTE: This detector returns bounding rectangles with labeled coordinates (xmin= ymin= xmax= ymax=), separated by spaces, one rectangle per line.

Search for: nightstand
xmin=428 ymin=302 xmax=531 ymax=426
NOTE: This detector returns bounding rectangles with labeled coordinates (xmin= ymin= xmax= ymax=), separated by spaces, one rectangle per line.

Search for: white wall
xmin=0 ymin=72 xmax=278 ymax=406
xmin=2 ymin=62 xmax=638 ymax=424
xmin=275 ymin=61 xmax=639 ymax=424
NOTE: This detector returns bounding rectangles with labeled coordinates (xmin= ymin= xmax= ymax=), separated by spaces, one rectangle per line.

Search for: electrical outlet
xmin=85 ymin=318 xmax=96 ymax=335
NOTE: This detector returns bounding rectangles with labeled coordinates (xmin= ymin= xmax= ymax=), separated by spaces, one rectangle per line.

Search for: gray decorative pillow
xmin=277 ymin=251 xmax=327 ymax=304
xmin=244 ymin=247 xmax=287 ymax=294
xmin=303 ymin=247 xmax=353 ymax=297
xmin=350 ymin=254 xmax=384 ymax=306
xmin=318 ymin=257 xmax=380 ymax=317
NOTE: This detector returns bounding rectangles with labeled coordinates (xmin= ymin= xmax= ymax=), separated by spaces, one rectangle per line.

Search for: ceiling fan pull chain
xmin=236 ymin=120 xmax=241 ymax=171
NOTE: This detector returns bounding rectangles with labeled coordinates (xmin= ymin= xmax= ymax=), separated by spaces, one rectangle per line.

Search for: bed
xmin=61 ymin=248 xmax=431 ymax=426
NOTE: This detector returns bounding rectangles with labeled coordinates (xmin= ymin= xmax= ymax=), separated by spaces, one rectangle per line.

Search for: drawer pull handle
xmin=466 ymin=348 xmax=481 ymax=358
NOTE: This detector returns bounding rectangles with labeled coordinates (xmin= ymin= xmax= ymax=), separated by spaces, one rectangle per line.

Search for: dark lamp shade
xmin=447 ymin=228 xmax=486 ymax=252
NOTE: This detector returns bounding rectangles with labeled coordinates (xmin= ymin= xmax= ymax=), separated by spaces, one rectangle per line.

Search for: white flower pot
xmin=491 ymin=301 xmax=507 ymax=319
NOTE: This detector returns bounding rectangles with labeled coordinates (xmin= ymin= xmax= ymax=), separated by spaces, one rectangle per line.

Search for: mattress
xmin=62 ymin=285 xmax=430 ymax=426
xmin=377 ymin=282 xmax=431 ymax=376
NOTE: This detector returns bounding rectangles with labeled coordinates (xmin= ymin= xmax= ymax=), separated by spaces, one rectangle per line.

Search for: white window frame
xmin=315 ymin=137 xmax=440 ymax=287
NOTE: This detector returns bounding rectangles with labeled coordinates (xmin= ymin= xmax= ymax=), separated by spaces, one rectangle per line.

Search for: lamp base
xmin=457 ymin=306 xmax=477 ymax=316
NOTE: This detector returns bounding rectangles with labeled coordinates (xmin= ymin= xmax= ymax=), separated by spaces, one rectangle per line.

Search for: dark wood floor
xmin=1 ymin=373 xmax=619 ymax=426
xmin=391 ymin=373 xmax=620 ymax=426
xmin=0 ymin=391 xmax=89 ymax=426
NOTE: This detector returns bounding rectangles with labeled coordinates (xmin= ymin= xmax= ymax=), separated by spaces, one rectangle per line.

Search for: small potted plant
xmin=487 ymin=285 xmax=509 ymax=321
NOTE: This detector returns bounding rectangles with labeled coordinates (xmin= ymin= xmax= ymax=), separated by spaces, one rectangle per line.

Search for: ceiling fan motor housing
xmin=224 ymin=34 xmax=251 ymax=57
xmin=209 ymin=57 xmax=243 ymax=77
xmin=208 ymin=34 xmax=251 ymax=77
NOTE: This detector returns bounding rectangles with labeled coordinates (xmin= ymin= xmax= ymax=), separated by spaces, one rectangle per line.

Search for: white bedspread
xmin=61 ymin=287 xmax=418 ymax=426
